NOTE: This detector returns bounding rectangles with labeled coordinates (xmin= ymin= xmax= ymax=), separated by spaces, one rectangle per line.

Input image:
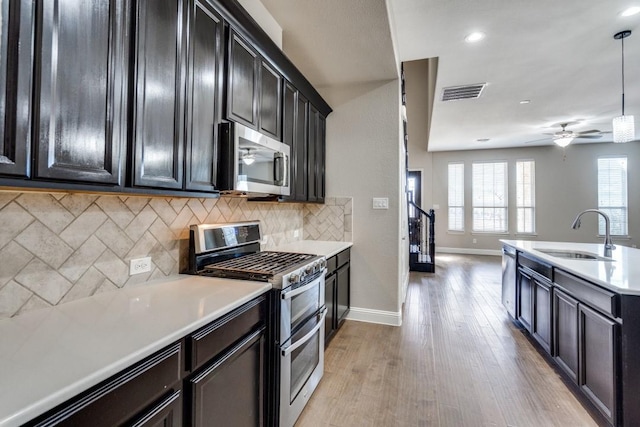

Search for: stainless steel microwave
xmin=218 ymin=122 xmax=290 ymax=197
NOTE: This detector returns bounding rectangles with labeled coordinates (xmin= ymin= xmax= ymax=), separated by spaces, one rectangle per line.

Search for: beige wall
xmin=321 ymin=79 xmax=404 ymax=322
xmin=418 ymin=143 xmax=640 ymax=252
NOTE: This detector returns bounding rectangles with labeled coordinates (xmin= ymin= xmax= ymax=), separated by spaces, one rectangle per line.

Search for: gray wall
xmin=416 ymin=143 xmax=639 ymax=251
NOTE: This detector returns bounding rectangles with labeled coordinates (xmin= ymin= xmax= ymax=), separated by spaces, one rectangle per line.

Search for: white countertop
xmin=0 ymin=275 xmax=271 ymax=427
xmin=271 ymin=240 xmax=352 ymax=258
xmin=501 ymin=240 xmax=640 ymax=295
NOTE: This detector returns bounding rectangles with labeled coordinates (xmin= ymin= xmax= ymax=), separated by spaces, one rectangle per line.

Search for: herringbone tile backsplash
xmin=0 ymin=191 xmax=353 ymax=319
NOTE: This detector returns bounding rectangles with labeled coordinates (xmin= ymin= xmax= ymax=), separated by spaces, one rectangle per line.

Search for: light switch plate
xmin=130 ymin=257 xmax=152 ymax=275
xmin=372 ymin=197 xmax=389 ymax=210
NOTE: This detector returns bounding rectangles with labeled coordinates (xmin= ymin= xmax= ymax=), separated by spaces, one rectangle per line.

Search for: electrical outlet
xmin=372 ymin=197 xmax=389 ymax=210
xmin=473 ymin=238 xmax=477 ymax=244
xmin=130 ymin=257 xmax=152 ymax=275
xmin=293 ymin=230 xmax=300 ymax=238
xmin=433 ymin=204 xmax=440 ymax=210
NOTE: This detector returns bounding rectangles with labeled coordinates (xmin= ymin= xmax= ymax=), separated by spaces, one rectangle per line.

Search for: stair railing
xmin=408 ymin=200 xmax=435 ymax=272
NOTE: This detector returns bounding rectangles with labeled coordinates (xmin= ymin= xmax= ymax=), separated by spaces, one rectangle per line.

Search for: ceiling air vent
xmin=441 ymin=83 xmax=486 ymax=101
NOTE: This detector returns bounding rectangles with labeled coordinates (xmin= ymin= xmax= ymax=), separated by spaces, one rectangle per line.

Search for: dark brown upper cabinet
xmin=34 ymin=0 xmax=128 ymax=184
xmin=227 ymin=30 xmax=283 ymax=141
xmin=282 ymin=81 xmax=308 ymax=202
xmin=184 ymin=0 xmax=224 ymax=192
xmin=0 ymin=0 xmax=33 ymax=178
xmin=131 ymin=0 xmax=186 ymax=189
xmin=259 ymin=60 xmax=282 ymax=140
xmin=227 ymin=30 xmax=259 ymax=129
xmin=307 ymin=104 xmax=325 ymax=203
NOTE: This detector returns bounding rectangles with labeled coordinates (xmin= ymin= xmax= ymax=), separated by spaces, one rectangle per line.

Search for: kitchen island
xmin=0 ymin=275 xmax=271 ymax=426
xmin=501 ymin=240 xmax=640 ymax=427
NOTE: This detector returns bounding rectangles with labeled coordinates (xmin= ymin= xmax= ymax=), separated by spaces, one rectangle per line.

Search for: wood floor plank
xmin=295 ymin=254 xmax=599 ymax=427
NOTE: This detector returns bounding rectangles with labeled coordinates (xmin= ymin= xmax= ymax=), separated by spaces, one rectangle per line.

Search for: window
xmin=472 ymin=162 xmax=508 ymax=232
xmin=448 ymin=163 xmax=464 ymax=231
xmin=598 ymin=157 xmax=628 ymax=236
xmin=516 ymin=160 xmax=535 ymax=233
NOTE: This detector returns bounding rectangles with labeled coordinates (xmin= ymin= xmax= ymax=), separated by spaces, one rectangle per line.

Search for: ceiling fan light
xmin=554 ymin=136 xmax=574 ymax=148
xmin=612 ymin=115 xmax=635 ymax=143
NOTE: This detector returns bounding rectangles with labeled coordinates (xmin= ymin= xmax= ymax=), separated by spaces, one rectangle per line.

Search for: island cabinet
xmin=0 ymin=0 xmax=33 ymax=178
xmin=325 ymin=248 xmax=351 ymax=346
xmin=34 ymin=0 xmax=129 ymax=185
xmin=226 ymin=30 xmax=282 ymax=141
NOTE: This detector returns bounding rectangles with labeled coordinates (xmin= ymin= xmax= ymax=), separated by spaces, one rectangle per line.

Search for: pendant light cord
xmin=621 ymin=35 xmax=626 ymax=116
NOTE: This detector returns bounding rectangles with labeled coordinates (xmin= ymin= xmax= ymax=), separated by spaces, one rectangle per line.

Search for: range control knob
xmin=288 ymin=273 xmax=300 ymax=284
xmin=305 ymin=265 xmax=313 ymax=275
xmin=319 ymin=259 xmax=327 ymax=269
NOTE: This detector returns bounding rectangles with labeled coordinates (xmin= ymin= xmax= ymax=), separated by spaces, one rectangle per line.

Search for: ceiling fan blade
xmin=576 ymin=134 xmax=603 ymax=139
xmin=576 ymin=129 xmax=601 ymax=135
xmin=523 ymin=138 xmax=550 ymax=144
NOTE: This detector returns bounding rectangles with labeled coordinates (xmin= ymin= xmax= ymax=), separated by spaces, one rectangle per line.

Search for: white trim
xmin=346 ymin=307 xmax=402 ymax=326
xmin=437 ymin=247 xmax=501 ymax=256
xmin=401 ymin=272 xmax=409 ymax=305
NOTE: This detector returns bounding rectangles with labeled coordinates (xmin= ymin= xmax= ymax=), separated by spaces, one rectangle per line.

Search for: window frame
xmin=597 ymin=156 xmax=628 ymax=236
xmin=471 ymin=161 xmax=508 ymax=233
xmin=516 ymin=159 xmax=536 ymax=234
xmin=447 ymin=162 xmax=465 ymax=232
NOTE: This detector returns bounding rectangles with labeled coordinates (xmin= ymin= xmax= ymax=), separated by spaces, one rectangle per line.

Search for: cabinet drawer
xmin=189 ymin=295 xmax=266 ymax=371
xmin=555 ymin=269 xmax=618 ymax=318
xmin=518 ymin=252 xmax=553 ymax=281
xmin=32 ymin=343 xmax=183 ymax=427
xmin=326 ymin=255 xmax=337 ymax=276
xmin=337 ymin=248 xmax=351 ymax=268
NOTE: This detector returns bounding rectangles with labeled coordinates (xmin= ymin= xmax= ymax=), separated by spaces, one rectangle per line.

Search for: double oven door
xmin=279 ymin=273 xmax=326 ymax=427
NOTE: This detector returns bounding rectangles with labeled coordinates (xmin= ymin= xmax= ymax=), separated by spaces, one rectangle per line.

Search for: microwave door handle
xmin=283 ymin=153 xmax=289 ymax=187
xmin=274 ymin=153 xmax=285 ymax=186
xmin=282 ymin=307 xmax=327 ymax=357
xmin=281 ymin=275 xmax=325 ymax=300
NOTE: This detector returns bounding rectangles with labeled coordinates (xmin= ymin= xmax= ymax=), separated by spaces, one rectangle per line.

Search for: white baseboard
xmin=437 ymin=247 xmax=502 ymax=256
xmin=346 ymin=307 xmax=402 ymax=327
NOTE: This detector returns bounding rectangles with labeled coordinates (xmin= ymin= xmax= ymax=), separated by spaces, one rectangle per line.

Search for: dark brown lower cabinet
xmin=553 ymin=288 xmax=579 ymax=383
xmin=579 ymin=304 xmax=617 ymax=425
xmin=336 ymin=262 xmax=350 ymax=327
xmin=188 ymin=328 xmax=265 ymax=427
xmin=325 ymin=272 xmax=336 ymax=342
xmin=532 ymin=277 xmax=552 ymax=353
xmin=517 ymin=269 xmax=533 ymax=332
xmin=325 ymin=249 xmax=351 ymax=346
xmin=130 ymin=390 xmax=183 ymax=427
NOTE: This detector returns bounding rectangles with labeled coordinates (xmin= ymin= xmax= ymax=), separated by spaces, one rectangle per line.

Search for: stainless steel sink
xmin=535 ymin=248 xmax=613 ymax=261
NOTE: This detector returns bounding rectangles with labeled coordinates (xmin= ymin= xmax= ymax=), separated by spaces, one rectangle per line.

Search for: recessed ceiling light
xmin=621 ymin=6 xmax=640 ymax=16
xmin=519 ymin=99 xmax=531 ymax=104
xmin=465 ymin=32 xmax=485 ymax=43
xmin=477 ymin=138 xmax=490 ymax=142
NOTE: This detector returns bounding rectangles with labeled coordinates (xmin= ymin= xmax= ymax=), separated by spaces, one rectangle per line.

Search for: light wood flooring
xmin=296 ymin=254 xmax=599 ymax=427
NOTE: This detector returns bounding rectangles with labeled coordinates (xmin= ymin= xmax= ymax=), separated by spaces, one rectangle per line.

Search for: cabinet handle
xmin=281 ymin=275 xmax=325 ymax=300
xmin=282 ymin=308 xmax=327 ymax=357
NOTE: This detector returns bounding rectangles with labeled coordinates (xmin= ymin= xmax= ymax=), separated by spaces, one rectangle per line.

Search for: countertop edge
xmin=270 ymin=240 xmax=353 ymax=258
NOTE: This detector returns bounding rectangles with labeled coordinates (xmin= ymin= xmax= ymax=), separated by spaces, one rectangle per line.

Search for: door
xmin=408 ymin=171 xmax=423 ymax=254
xmin=0 ymin=0 xmax=32 ymax=178
xmin=307 ymin=104 xmax=318 ymax=202
xmin=280 ymin=276 xmax=325 ymax=342
xmin=130 ymin=391 xmax=182 ymax=427
xmin=132 ymin=0 xmax=186 ymax=189
xmin=532 ymin=277 xmax=552 ymax=354
xmin=517 ymin=269 xmax=533 ymax=332
xmin=292 ymin=92 xmax=308 ymax=201
xmin=258 ymin=60 xmax=282 ymax=140
xmin=189 ymin=329 xmax=265 ymax=427
xmin=324 ymin=273 xmax=336 ymax=343
xmin=553 ymin=287 xmax=579 ymax=383
xmin=35 ymin=0 xmax=128 ymax=184
xmin=579 ymin=304 xmax=617 ymax=425
xmin=336 ymin=262 xmax=350 ymax=326
xmin=184 ymin=0 xmax=223 ymax=192
xmin=227 ymin=31 xmax=259 ymax=129
xmin=501 ymin=247 xmax=516 ymax=317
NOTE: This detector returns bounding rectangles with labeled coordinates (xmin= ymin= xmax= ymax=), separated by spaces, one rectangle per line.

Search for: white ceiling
xmin=261 ymin=0 xmax=640 ymax=151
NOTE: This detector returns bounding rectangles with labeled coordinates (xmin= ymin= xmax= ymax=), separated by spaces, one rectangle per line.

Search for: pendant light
xmin=612 ymin=30 xmax=635 ymax=143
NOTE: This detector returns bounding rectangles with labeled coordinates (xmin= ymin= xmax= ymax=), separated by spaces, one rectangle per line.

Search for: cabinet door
xmin=553 ymin=288 xmax=579 ymax=383
xmin=517 ymin=269 xmax=533 ymax=332
xmin=184 ymin=0 xmax=223 ymax=192
xmin=0 ymin=0 xmax=32 ymax=178
xmin=316 ymin=114 xmax=326 ymax=202
xmin=35 ymin=0 xmax=128 ymax=184
xmin=336 ymin=262 xmax=350 ymax=326
xmin=258 ymin=60 xmax=282 ymax=140
xmin=307 ymin=104 xmax=318 ymax=202
xmin=227 ymin=31 xmax=259 ymax=129
xmin=132 ymin=0 xmax=186 ymax=189
xmin=579 ymin=304 xmax=617 ymax=425
xmin=189 ymin=329 xmax=265 ymax=427
xmin=324 ymin=273 xmax=336 ymax=344
xmin=293 ymin=93 xmax=308 ymax=201
xmin=532 ymin=278 xmax=552 ymax=354
xmin=130 ymin=390 xmax=182 ymax=427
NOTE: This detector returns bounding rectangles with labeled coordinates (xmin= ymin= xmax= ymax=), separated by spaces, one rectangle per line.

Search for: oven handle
xmin=281 ymin=274 xmax=324 ymax=300
xmin=282 ymin=307 xmax=327 ymax=357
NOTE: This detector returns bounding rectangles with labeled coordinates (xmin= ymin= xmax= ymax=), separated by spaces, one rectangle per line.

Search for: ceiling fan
xmin=525 ymin=123 xmax=609 ymax=147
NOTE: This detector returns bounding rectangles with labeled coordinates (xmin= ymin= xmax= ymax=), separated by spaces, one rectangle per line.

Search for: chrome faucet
xmin=571 ymin=209 xmax=615 ymax=258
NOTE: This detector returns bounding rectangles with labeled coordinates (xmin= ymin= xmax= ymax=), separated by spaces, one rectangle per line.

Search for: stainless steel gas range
xmin=189 ymin=222 xmax=326 ymax=427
